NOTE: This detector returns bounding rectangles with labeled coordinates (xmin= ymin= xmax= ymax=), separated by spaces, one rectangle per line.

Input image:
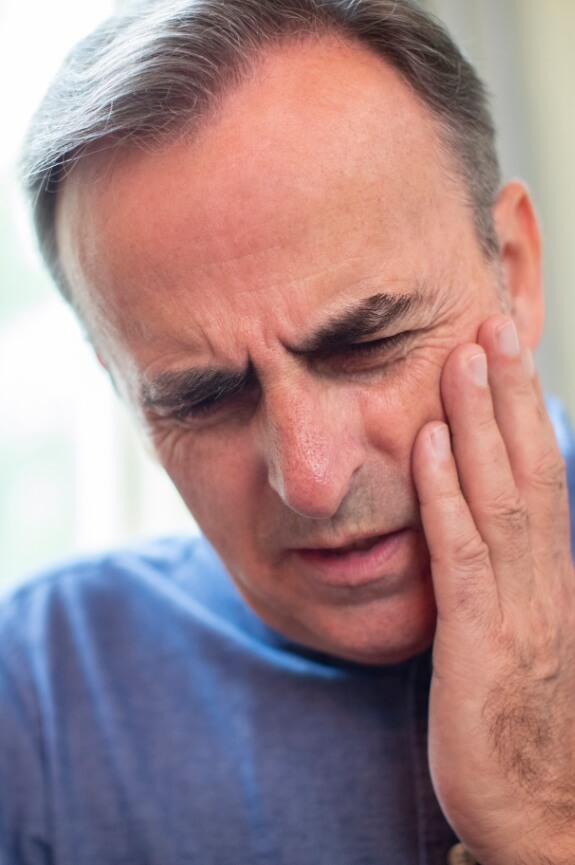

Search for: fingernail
xmin=467 ymin=351 xmax=488 ymax=387
xmin=430 ymin=423 xmax=451 ymax=459
xmin=522 ymin=348 xmax=535 ymax=379
xmin=496 ymin=319 xmax=520 ymax=357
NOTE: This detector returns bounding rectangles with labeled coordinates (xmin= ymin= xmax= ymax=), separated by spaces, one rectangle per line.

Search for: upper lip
xmin=295 ymin=530 xmax=399 ymax=553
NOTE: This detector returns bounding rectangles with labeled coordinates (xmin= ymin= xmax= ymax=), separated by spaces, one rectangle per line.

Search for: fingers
xmin=448 ymin=316 xmax=569 ymax=586
xmin=440 ymin=338 xmax=535 ymax=605
xmin=474 ymin=318 xmax=571 ymax=566
xmin=413 ymin=313 xmax=570 ymax=618
xmin=475 ymin=317 xmax=565 ymax=498
xmin=413 ymin=418 xmax=499 ymax=622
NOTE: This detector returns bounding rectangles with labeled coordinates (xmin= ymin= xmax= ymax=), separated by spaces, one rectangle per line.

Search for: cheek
xmin=359 ymin=354 xmax=446 ymax=461
xmin=160 ymin=430 xmax=262 ymax=538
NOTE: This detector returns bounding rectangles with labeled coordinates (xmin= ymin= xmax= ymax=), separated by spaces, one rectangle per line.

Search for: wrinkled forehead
xmin=54 ymin=37 xmax=465 ymax=350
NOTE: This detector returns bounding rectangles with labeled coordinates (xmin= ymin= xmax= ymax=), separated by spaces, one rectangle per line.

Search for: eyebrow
xmin=141 ymin=366 xmax=253 ymax=415
xmin=287 ymin=290 xmax=423 ymax=355
xmin=140 ymin=290 xmax=425 ymax=412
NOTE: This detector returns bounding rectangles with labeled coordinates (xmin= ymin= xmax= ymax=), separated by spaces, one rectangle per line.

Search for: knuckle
xmin=432 ymin=532 xmax=493 ymax=620
xmin=450 ymin=532 xmax=491 ymax=575
xmin=531 ymin=452 xmax=567 ymax=495
xmin=489 ymin=495 xmax=529 ymax=540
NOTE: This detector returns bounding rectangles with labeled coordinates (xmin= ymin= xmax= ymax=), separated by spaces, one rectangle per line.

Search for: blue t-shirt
xmin=1 ymin=397 xmax=573 ymax=865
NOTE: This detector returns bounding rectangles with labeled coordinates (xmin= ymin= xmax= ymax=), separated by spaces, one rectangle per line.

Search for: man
xmin=2 ymin=0 xmax=575 ymax=862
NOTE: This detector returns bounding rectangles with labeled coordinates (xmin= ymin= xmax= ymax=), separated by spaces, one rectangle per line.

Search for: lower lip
xmin=294 ymin=530 xmax=411 ymax=588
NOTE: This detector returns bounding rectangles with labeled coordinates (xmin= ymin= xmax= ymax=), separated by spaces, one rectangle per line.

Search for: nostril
xmin=262 ymin=384 xmax=365 ymax=518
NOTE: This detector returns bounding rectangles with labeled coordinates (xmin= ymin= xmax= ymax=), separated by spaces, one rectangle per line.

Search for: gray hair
xmin=21 ymin=0 xmax=501 ymax=308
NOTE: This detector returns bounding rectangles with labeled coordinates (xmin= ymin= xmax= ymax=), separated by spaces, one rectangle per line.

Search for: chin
xmin=262 ymin=585 xmax=438 ymax=666
xmin=315 ymin=614 xmax=437 ymax=666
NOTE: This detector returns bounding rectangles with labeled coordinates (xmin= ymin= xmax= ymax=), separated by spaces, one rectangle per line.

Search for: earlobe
xmin=493 ymin=181 xmax=544 ymax=350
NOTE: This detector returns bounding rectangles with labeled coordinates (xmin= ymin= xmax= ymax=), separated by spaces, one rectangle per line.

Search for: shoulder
xmin=0 ymin=534 xmax=230 ymax=857
xmin=0 ymin=534 xmax=220 ymax=661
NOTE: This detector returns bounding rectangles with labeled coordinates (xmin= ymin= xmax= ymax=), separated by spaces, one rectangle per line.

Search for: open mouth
xmin=292 ymin=528 xmax=411 ymax=589
xmin=314 ymin=534 xmax=386 ymax=556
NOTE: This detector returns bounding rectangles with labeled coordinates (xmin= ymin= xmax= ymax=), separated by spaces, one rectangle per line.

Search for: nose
xmin=261 ymin=380 xmax=366 ymax=519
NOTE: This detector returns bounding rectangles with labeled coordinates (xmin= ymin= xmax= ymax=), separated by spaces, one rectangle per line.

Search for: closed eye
xmin=144 ymin=329 xmax=418 ymax=427
xmin=345 ymin=331 xmax=411 ymax=355
xmin=186 ymin=333 xmax=417 ymax=417
xmin=311 ymin=330 xmax=415 ymax=373
xmin=142 ymin=366 xmax=260 ymax=426
xmin=168 ymin=378 xmax=260 ymax=423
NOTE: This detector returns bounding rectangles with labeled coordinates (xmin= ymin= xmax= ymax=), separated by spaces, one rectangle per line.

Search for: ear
xmin=493 ymin=181 xmax=544 ymax=350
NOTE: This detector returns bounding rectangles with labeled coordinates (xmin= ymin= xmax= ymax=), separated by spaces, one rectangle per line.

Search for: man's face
xmin=57 ymin=39 xmax=519 ymax=664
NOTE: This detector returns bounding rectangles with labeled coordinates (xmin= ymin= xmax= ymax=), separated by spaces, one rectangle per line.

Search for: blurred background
xmin=1 ymin=0 xmax=574 ymax=590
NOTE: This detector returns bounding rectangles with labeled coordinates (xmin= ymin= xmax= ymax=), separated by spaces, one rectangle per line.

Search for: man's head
xmin=22 ymin=1 xmax=543 ymax=664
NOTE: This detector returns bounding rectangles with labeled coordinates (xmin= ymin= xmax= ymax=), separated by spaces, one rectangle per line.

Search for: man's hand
xmin=412 ymin=315 xmax=575 ymax=865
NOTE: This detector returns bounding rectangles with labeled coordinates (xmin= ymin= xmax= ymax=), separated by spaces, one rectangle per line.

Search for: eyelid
xmin=351 ymin=331 xmax=410 ymax=349
xmin=355 ymin=330 xmax=412 ymax=345
xmin=166 ymin=379 xmax=259 ymax=423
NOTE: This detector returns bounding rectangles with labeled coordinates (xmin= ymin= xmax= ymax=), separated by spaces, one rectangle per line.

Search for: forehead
xmin=56 ymin=37 xmax=473 ymax=358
